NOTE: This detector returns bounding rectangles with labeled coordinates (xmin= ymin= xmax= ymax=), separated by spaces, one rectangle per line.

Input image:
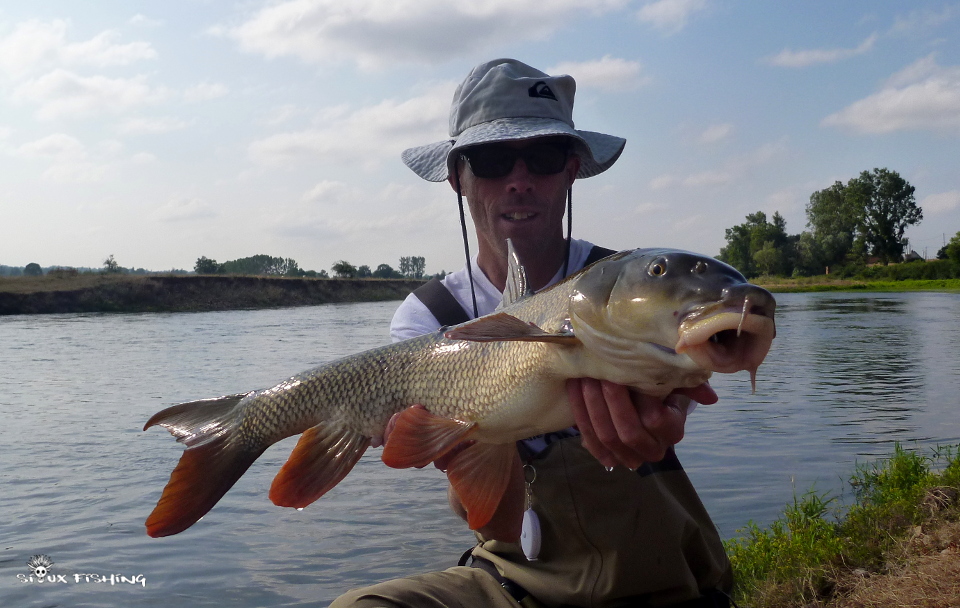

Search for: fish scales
xmin=143 ymin=247 xmax=777 ymax=537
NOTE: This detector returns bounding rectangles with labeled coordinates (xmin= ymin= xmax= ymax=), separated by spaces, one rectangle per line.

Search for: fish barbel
xmin=144 ymin=245 xmax=776 ymax=537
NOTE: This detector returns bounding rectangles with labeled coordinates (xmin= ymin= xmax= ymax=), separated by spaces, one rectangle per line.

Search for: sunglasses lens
xmin=462 ymin=144 xmax=568 ymax=178
xmin=524 ymin=145 xmax=568 ymax=175
xmin=462 ymin=147 xmax=517 ymax=178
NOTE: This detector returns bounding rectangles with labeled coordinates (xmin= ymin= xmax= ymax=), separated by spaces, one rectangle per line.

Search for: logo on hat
xmin=528 ymin=81 xmax=558 ymax=101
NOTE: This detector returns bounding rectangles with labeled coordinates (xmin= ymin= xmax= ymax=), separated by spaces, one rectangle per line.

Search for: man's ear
xmin=447 ymin=172 xmax=460 ymax=195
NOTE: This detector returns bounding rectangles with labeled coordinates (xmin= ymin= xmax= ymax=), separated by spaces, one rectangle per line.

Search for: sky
xmin=1 ymin=1 xmax=958 ymax=274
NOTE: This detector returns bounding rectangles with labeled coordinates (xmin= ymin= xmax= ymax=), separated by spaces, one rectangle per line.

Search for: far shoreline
xmin=0 ymin=273 xmax=426 ymax=316
xmin=754 ymin=277 xmax=960 ymax=293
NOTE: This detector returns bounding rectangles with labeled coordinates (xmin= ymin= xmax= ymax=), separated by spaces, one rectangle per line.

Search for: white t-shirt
xmin=390 ymin=238 xmax=597 ymax=342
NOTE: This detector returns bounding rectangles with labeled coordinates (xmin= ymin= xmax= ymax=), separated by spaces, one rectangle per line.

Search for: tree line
xmin=194 ymin=254 xmax=436 ymax=280
xmin=718 ymin=167 xmax=960 ymax=278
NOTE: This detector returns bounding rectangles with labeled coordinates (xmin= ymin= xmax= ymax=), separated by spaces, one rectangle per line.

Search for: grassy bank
xmin=754 ymin=276 xmax=960 ymax=293
xmin=726 ymin=444 xmax=960 ymax=607
xmin=0 ymin=273 xmax=425 ymax=315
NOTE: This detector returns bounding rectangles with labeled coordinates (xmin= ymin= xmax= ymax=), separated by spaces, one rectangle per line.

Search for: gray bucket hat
xmin=402 ymin=58 xmax=626 ymax=182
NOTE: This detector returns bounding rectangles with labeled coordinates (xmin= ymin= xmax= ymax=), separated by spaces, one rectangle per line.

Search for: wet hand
xmin=566 ymin=378 xmax=717 ymax=470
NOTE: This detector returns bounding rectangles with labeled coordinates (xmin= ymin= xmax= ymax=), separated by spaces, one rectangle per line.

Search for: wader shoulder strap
xmin=414 ymin=245 xmax=616 ymax=328
xmin=584 ymin=245 xmax=616 ymax=266
xmin=413 ymin=277 xmax=471 ymax=327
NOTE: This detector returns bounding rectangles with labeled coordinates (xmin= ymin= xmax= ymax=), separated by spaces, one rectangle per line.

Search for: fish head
xmin=569 ymin=248 xmax=776 ymax=388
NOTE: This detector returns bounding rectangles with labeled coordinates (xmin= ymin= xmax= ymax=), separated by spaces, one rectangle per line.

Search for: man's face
xmin=450 ymin=137 xmax=581 ymax=261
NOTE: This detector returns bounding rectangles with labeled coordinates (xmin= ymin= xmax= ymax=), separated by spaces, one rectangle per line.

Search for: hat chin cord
xmin=453 ymin=167 xmax=573 ymax=320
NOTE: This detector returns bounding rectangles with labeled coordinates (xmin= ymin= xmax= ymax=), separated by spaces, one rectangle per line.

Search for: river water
xmin=2 ymin=292 xmax=959 ymax=607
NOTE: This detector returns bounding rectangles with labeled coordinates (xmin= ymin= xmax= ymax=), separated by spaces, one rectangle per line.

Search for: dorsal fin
xmin=501 ymin=238 xmax=531 ymax=308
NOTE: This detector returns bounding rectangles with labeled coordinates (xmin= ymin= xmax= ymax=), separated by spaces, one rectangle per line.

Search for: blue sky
xmin=2 ymin=1 xmax=958 ymax=274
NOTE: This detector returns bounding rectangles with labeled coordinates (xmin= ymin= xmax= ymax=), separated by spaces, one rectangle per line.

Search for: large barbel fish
xmin=144 ymin=246 xmax=776 ymax=537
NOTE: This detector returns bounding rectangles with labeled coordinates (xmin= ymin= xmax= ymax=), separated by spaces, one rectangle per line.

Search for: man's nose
xmin=504 ymin=158 xmax=535 ymax=192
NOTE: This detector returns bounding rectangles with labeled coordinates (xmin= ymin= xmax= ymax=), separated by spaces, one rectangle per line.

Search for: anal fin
xmin=269 ymin=424 xmax=369 ymax=508
xmin=381 ymin=407 xmax=476 ymax=469
xmin=446 ymin=442 xmax=519 ymax=530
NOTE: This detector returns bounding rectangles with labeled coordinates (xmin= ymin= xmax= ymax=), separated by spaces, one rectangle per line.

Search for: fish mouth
xmin=674 ymin=288 xmax=776 ymax=390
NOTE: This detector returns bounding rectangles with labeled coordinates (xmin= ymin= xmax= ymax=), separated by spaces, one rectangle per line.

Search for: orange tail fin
xmin=144 ymin=394 xmax=262 ymax=537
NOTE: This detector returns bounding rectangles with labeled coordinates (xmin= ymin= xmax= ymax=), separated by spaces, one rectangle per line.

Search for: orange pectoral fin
xmin=269 ymin=424 xmax=368 ymax=509
xmin=381 ymin=407 xmax=476 ymax=469
xmin=446 ymin=442 xmax=518 ymax=530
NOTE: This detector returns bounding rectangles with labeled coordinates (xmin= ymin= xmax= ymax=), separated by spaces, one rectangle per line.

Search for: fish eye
xmin=648 ymin=258 xmax=667 ymax=277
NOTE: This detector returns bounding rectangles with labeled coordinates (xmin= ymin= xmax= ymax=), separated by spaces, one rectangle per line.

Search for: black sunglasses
xmin=459 ymin=143 xmax=570 ymax=179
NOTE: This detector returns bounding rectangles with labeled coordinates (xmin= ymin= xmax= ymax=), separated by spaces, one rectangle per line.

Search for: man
xmin=331 ymin=59 xmax=731 ymax=608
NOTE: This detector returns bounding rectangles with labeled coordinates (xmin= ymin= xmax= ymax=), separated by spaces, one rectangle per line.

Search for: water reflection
xmin=2 ymin=293 xmax=960 ymax=606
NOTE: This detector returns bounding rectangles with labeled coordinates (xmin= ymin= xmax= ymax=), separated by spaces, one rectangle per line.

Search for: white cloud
xmin=273 ymin=183 xmax=450 ymax=242
xmin=547 ymin=56 xmax=648 ymax=90
xmin=822 ymin=55 xmax=960 ymax=134
xmin=249 ymin=83 xmax=451 ymax=166
xmin=183 ymin=82 xmax=228 ymax=102
xmin=16 ymin=133 xmax=86 ymax=160
xmin=14 ymin=133 xmax=150 ymax=182
xmin=152 ymin=197 xmax=217 ymax=222
xmin=649 ymin=174 xmax=677 ymax=190
xmin=634 ymin=201 xmax=669 ymax=213
xmin=922 ymin=190 xmax=960 ymax=214
xmin=118 ymin=116 xmax=189 ymax=135
xmin=12 ymin=69 xmax=165 ymax=120
xmin=765 ymin=34 xmax=877 ymax=68
xmin=218 ymin=0 xmax=626 ymax=68
xmin=129 ymin=14 xmax=165 ymax=28
xmin=0 ymin=19 xmax=156 ymax=78
xmin=699 ymin=123 xmax=733 ymax=144
xmin=683 ymin=170 xmax=732 ymax=187
xmin=889 ymin=5 xmax=956 ymax=36
xmin=636 ymin=0 xmax=707 ymax=34
xmin=648 ymin=139 xmax=787 ymax=191
xmin=302 ymin=180 xmax=351 ymax=202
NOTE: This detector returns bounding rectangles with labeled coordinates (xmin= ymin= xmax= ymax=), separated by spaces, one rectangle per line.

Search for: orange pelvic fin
xmin=269 ymin=424 xmax=369 ymax=508
xmin=381 ymin=407 xmax=476 ymax=469
xmin=144 ymin=394 xmax=262 ymax=537
xmin=444 ymin=312 xmax=579 ymax=345
xmin=446 ymin=442 xmax=518 ymax=530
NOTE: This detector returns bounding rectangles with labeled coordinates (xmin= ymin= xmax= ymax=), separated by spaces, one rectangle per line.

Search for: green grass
xmin=724 ymin=444 xmax=960 ymax=607
xmin=754 ymin=277 xmax=960 ymax=293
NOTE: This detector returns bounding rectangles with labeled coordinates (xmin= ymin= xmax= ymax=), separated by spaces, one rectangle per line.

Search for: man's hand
xmin=567 ymin=378 xmax=717 ymax=470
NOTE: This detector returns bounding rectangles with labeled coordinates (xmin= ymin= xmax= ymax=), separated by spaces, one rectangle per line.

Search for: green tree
xmin=373 ymin=263 xmax=399 ymax=278
xmin=24 ymin=262 xmax=43 ymax=276
xmin=103 ymin=255 xmax=122 ymax=274
xmin=718 ymin=211 xmax=792 ymax=277
xmin=194 ymin=256 xmax=222 ymax=274
xmin=356 ymin=265 xmax=372 ymax=278
xmin=941 ymin=231 xmax=960 ymax=264
xmin=399 ymin=255 xmax=426 ymax=278
xmin=806 ymin=181 xmax=859 ymax=268
xmin=848 ymin=168 xmax=921 ymax=264
xmin=806 ymin=169 xmax=922 ymax=267
xmin=793 ymin=231 xmax=825 ymax=276
xmin=220 ymin=254 xmax=301 ymax=276
xmin=331 ymin=260 xmax=357 ymax=278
